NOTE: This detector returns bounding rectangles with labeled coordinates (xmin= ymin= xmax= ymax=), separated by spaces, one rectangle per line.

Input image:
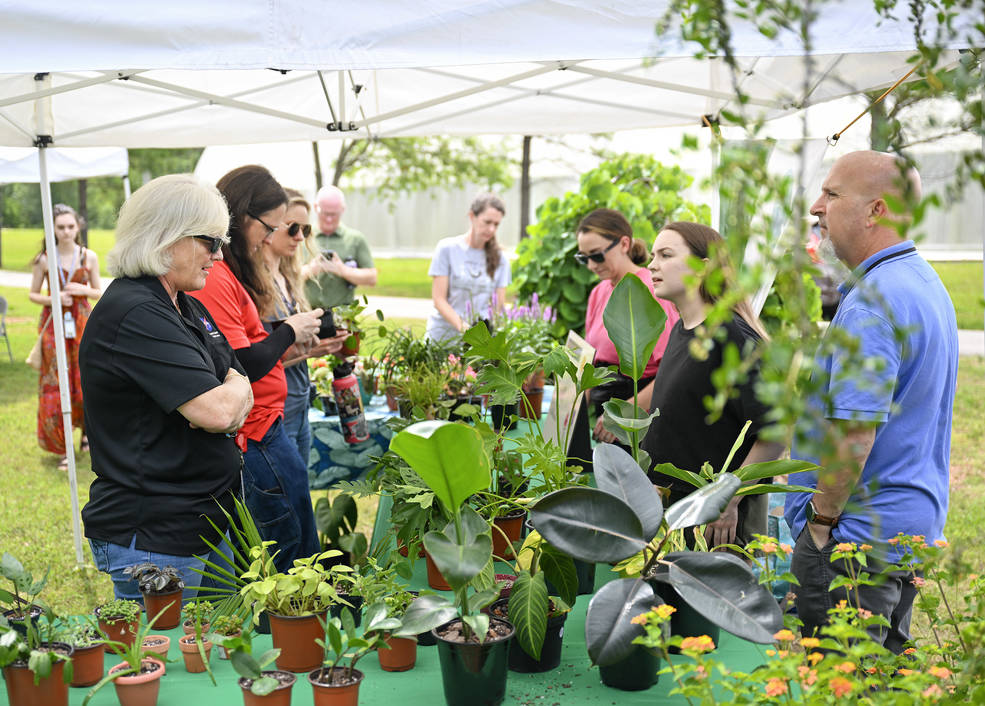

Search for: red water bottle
xmin=332 ymin=362 xmax=369 ymax=443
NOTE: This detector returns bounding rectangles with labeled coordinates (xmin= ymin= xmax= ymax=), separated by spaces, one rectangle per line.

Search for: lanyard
xmin=57 ymin=247 xmax=79 ymax=288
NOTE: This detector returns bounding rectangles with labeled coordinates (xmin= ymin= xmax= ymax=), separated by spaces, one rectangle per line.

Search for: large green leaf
xmin=585 ymin=578 xmax=658 ymax=666
xmin=424 ymin=507 xmax=493 ymax=589
xmin=602 ymin=272 xmax=667 ymax=380
xmin=660 ymin=552 xmax=783 ymax=644
xmin=462 ymin=323 xmax=508 ymax=361
xmin=395 ymin=594 xmax=457 ymax=637
xmin=735 ymin=483 xmax=818 ymax=496
xmin=733 ymin=459 xmax=820 ymax=482
xmin=509 ymin=571 xmax=549 ymax=659
xmin=650 ymin=462 xmax=706 ymax=489
xmin=592 ymin=444 xmax=663 ymax=541
xmin=530 ymin=487 xmax=648 ymax=563
xmin=391 ymin=421 xmax=490 ymax=513
xmin=601 ymin=398 xmax=657 ymax=431
xmin=664 ymin=473 xmax=741 ymax=530
xmin=538 ymin=544 xmax=578 ymax=607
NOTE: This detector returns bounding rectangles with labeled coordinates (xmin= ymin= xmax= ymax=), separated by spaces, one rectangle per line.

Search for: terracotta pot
xmin=141 ymin=635 xmax=170 ymax=671
xmin=109 ymin=659 xmax=164 ymax=706
xmin=216 ymin=629 xmax=242 ymax=659
xmin=518 ymin=370 xmax=545 ymax=419
xmin=378 ymin=634 xmax=417 ymax=672
xmin=491 ymin=508 xmax=526 ymax=560
xmin=69 ymin=642 xmax=105 ymax=687
xmin=182 ymin=619 xmax=211 ymax=635
xmin=385 ymin=388 xmax=399 ymax=412
xmin=141 ymin=589 xmax=182 ymax=630
xmin=268 ymin=611 xmax=326 ymax=673
xmin=2 ymin=643 xmax=72 ymax=706
xmin=96 ymin=605 xmax=141 ymax=647
xmin=177 ymin=634 xmax=213 ymax=673
xmin=239 ymin=670 xmax=297 ymax=706
xmin=339 ymin=332 xmax=361 ymax=357
xmin=425 ymin=551 xmax=451 ymax=592
xmin=307 ymin=667 xmax=364 ymax=706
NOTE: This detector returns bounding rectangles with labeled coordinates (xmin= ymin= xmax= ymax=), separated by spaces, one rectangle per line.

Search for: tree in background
xmin=512 ymin=153 xmax=710 ymax=334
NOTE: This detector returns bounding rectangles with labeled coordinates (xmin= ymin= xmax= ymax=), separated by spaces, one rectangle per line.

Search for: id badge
xmin=63 ymin=310 xmax=76 ymax=339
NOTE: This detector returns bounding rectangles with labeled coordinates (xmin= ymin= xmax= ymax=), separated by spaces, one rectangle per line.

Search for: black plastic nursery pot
xmin=656 ymin=582 xmax=721 ymax=654
xmin=329 ymin=594 xmax=364 ymax=628
xmin=433 ymin=617 xmax=514 ymax=706
xmin=508 ymin=611 xmax=567 ymax=674
xmin=489 ymin=402 xmax=518 ymax=432
xmin=598 ymin=644 xmax=661 ymax=691
xmin=545 ymin=558 xmax=596 ymax=597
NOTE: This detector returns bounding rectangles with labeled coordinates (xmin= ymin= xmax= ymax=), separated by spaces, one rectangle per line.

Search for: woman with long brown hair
xmin=642 ymin=221 xmax=781 ymax=550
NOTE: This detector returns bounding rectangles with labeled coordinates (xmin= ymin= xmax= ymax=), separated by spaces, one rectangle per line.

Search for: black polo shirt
xmin=80 ymin=276 xmax=244 ymax=555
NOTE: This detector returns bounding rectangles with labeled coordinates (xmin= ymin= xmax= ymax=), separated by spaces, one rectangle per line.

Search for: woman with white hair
xmin=79 ymin=174 xmax=254 ymax=600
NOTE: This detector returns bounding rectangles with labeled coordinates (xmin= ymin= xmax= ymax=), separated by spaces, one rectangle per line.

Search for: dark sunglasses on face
xmin=193 ymin=235 xmax=224 ymax=254
xmin=248 ymin=212 xmax=277 ymax=236
xmin=574 ymin=238 xmax=620 ymax=266
xmin=286 ymin=222 xmax=312 ymax=237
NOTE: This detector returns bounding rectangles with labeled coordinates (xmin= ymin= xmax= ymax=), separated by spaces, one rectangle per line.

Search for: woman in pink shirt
xmin=577 ymin=209 xmax=678 ymax=444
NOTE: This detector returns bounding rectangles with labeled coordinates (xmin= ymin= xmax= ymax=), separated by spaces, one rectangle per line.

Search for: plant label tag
xmin=63 ymin=311 xmax=77 ymax=339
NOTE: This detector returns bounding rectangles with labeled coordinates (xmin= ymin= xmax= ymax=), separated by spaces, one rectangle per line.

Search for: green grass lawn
xmin=931 ymin=262 xmax=984 ymax=330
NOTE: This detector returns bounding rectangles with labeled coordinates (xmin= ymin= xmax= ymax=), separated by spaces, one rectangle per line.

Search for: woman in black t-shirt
xmin=641 ymin=221 xmax=783 ymax=550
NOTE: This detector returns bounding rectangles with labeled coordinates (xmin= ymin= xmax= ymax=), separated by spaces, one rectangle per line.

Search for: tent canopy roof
xmin=0 ymin=1 xmax=974 ymax=148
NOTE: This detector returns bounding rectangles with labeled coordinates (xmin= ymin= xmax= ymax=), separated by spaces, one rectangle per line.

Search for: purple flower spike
xmin=465 ymin=301 xmax=473 ymax=321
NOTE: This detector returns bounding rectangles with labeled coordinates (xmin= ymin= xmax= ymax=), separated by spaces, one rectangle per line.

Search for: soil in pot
xmin=2 ymin=604 xmax=43 ymax=638
xmin=307 ymin=667 xmax=364 ymax=706
xmin=95 ymin=604 xmax=141 ymax=647
xmin=491 ymin=508 xmax=526 ymax=560
xmin=69 ymin=642 xmax=105 ymax=687
xmin=2 ymin=642 xmax=72 ymax=706
xmin=433 ymin=617 xmax=514 ymax=706
xmin=141 ymin=589 xmax=182 ymax=630
xmin=269 ymin=611 xmax=326 ymax=673
xmin=110 ymin=659 xmax=164 ymax=706
xmin=425 ymin=551 xmax=452 ymax=591
xmin=598 ymin=645 xmax=661 ymax=691
xmin=182 ymin=619 xmax=211 ymax=635
xmin=378 ymin=634 xmax=417 ymax=672
xmin=239 ymin=670 xmax=296 ymax=706
xmin=494 ymin=574 xmax=517 ymax=600
xmin=141 ymin=635 xmax=170 ymax=668
xmin=177 ymin=634 xmax=213 ymax=673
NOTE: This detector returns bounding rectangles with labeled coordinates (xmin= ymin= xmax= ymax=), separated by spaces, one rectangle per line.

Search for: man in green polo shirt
xmin=303 ymin=185 xmax=377 ymax=309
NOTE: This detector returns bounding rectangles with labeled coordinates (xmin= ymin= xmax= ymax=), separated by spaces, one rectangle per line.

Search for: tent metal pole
xmin=0 ymin=70 xmax=144 ymax=109
xmin=37 ymin=144 xmax=86 ymax=567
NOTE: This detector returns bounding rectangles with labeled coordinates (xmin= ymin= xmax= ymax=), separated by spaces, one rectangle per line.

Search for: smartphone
xmin=318 ymin=308 xmax=337 ymax=339
xmin=321 ymin=249 xmax=336 ymax=259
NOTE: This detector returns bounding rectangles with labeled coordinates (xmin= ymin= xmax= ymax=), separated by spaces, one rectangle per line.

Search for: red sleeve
xmin=188 ymin=262 xmax=252 ymax=349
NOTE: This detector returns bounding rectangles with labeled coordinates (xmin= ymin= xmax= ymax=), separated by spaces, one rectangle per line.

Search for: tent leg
xmin=38 ymin=145 xmax=87 ymax=568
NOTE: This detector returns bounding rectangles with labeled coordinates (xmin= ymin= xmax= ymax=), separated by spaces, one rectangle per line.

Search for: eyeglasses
xmin=193 ymin=235 xmax=224 ymax=254
xmin=286 ymin=222 xmax=312 ymax=238
xmin=574 ymin=238 xmax=620 ymax=265
xmin=248 ymin=212 xmax=278 ymax=237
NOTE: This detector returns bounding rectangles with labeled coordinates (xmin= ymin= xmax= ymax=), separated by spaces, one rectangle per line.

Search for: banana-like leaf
xmin=509 ymin=572 xmax=549 ymax=659
xmin=735 ymin=483 xmax=818 ymax=496
xmin=650 ymin=462 xmax=706 ymax=488
xmin=391 ymin=421 xmax=490 ymax=513
xmin=585 ymin=578 xmax=658 ymax=666
xmin=530 ymin=487 xmax=648 ymax=563
xmin=733 ymin=459 xmax=820 ymax=482
xmin=601 ymin=398 xmax=659 ymax=431
xmin=661 ymin=552 xmax=783 ymax=644
xmin=664 ymin=473 xmax=741 ymax=530
xmin=394 ymin=594 xmax=457 ymax=637
xmin=603 ymin=272 xmax=668 ymax=381
xmin=538 ymin=544 xmax=578 ymax=607
xmin=593 ymin=444 xmax=663 ymax=541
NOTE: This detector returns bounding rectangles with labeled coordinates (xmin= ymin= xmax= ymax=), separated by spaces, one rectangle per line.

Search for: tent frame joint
xmin=34 ymin=135 xmax=53 ymax=148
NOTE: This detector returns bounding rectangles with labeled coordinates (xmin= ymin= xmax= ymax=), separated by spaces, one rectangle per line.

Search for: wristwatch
xmin=805 ymin=500 xmax=839 ymax=527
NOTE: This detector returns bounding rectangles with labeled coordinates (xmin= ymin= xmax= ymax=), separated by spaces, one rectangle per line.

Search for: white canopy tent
xmin=0 ymin=0 xmax=976 ymax=566
xmin=0 ymin=146 xmax=128 ymax=184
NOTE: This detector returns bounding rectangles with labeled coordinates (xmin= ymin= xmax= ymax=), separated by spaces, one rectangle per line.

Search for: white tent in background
xmin=0 ymin=0 xmax=977 ymax=566
xmin=0 ymin=147 xmax=128 ymax=184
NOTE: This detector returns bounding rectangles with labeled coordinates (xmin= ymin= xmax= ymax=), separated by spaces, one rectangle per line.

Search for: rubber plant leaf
xmin=661 ymin=551 xmax=783 ymax=644
xmin=391 ymin=421 xmax=490 ymax=513
xmin=585 ymin=577 xmax=658 ymax=666
xmin=592 ymin=444 xmax=663 ymax=540
xmin=530 ymin=487 xmax=648 ymax=563
xmin=602 ymin=272 xmax=668 ymax=380
xmin=664 ymin=473 xmax=742 ymax=531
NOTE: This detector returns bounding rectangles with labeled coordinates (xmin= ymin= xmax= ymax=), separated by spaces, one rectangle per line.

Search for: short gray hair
xmin=108 ymin=174 xmax=230 ymax=278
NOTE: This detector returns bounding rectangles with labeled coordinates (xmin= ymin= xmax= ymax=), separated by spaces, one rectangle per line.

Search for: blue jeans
xmin=282 ymin=392 xmax=312 ymax=466
xmin=243 ymin=418 xmax=320 ymax=573
xmin=89 ymin=533 xmax=232 ymax=603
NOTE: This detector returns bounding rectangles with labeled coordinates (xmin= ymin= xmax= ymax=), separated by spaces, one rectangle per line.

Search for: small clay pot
xmin=425 ymin=551 xmax=452 ymax=592
xmin=69 ymin=641 xmax=105 ymax=687
xmin=141 ymin=589 xmax=182 ymax=630
xmin=109 ymin=659 xmax=164 ymax=706
xmin=378 ymin=634 xmax=417 ymax=672
xmin=308 ymin=667 xmax=364 ymax=706
xmin=141 ymin=635 xmax=170 ymax=671
xmin=239 ymin=670 xmax=296 ymax=706
xmin=182 ymin=619 xmax=211 ymax=635
xmin=177 ymin=634 xmax=213 ymax=673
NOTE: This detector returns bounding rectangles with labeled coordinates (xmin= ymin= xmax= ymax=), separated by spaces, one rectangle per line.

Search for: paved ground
xmin=2 ymin=268 xmax=982 ymax=356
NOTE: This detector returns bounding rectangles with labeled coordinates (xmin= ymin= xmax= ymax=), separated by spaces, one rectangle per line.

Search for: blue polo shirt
xmin=784 ymin=241 xmax=958 ymax=561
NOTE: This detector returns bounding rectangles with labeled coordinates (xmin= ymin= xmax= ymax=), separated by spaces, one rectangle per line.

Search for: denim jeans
xmin=89 ymin=533 xmax=232 ymax=603
xmin=791 ymin=527 xmax=917 ymax=654
xmin=242 ymin=418 xmax=320 ymax=573
xmin=282 ymin=392 xmax=312 ymax=466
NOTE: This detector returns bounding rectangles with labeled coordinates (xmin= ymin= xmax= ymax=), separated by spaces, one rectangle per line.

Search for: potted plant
xmin=333 ymin=296 xmax=373 ymax=357
xmin=210 ymin=614 xmax=243 ymax=659
xmin=488 ymin=296 xmax=558 ymax=419
xmin=308 ymin=604 xmax=398 ymax=706
xmin=123 ymin=562 xmax=185 ymax=630
xmin=181 ymin=599 xmax=214 ymax=635
xmin=140 ymin=632 xmax=170 ymax=665
xmin=94 ymin=599 xmax=141 ymax=648
xmin=314 ymin=492 xmax=369 ymax=569
xmin=0 ymin=626 xmax=73 ymax=706
xmin=377 ymin=587 xmax=418 ymax=672
xmin=388 ymin=421 xmax=514 ymax=706
xmin=63 ymin=623 xmax=105 ymax=687
xmin=82 ymin=610 xmax=169 ymax=706
xmin=210 ymin=631 xmax=295 ymax=706
xmin=239 ymin=547 xmax=352 ymax=673
xmin=0 ymin=552 xmax=48 ymax=639
xmin=309 ymin=357 xmax=337 ymax=414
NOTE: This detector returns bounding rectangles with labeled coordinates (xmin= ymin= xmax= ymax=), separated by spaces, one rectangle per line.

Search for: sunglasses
xmin=248 ymin=212 xmax=278 ymax=237
xmin=193 ymin=235 xmax=224 ymax=254
xmin=286 ymin=222 xmax=312 ymax=237
xmin=574 ymin=238 xmax=619 ymax=265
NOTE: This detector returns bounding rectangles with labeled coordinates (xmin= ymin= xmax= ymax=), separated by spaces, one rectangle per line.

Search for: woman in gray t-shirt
xmin=426 ymin=193 xmax=511 ymax=342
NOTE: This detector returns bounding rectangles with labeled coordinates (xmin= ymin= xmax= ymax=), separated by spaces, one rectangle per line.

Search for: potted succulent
xmin=210 ymin=631 xmax=295 ymax=706
xmin=210 ymin=614 xmax=244 ymax=659
xmin=94 ymin=599 xmax=141 ymax=648
xmin=239 ymin=547 xmax=352 ymax=673
xmin=123 ymin=562 xmax=185 ymax=630
xmin=63 ymin=623 xmax=105 ymax=687
xmin=308 ymin=604 xmax=398 ymax=706
xmin=181 ymin=599 xmax=214 ymax=635
xmin=178 ymin=600 xmax=216 ymax=679
xmin=82 ymin=610 xmax=169 ymax=706
xmin=388 ymin=421 xmax=514 ymax=706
